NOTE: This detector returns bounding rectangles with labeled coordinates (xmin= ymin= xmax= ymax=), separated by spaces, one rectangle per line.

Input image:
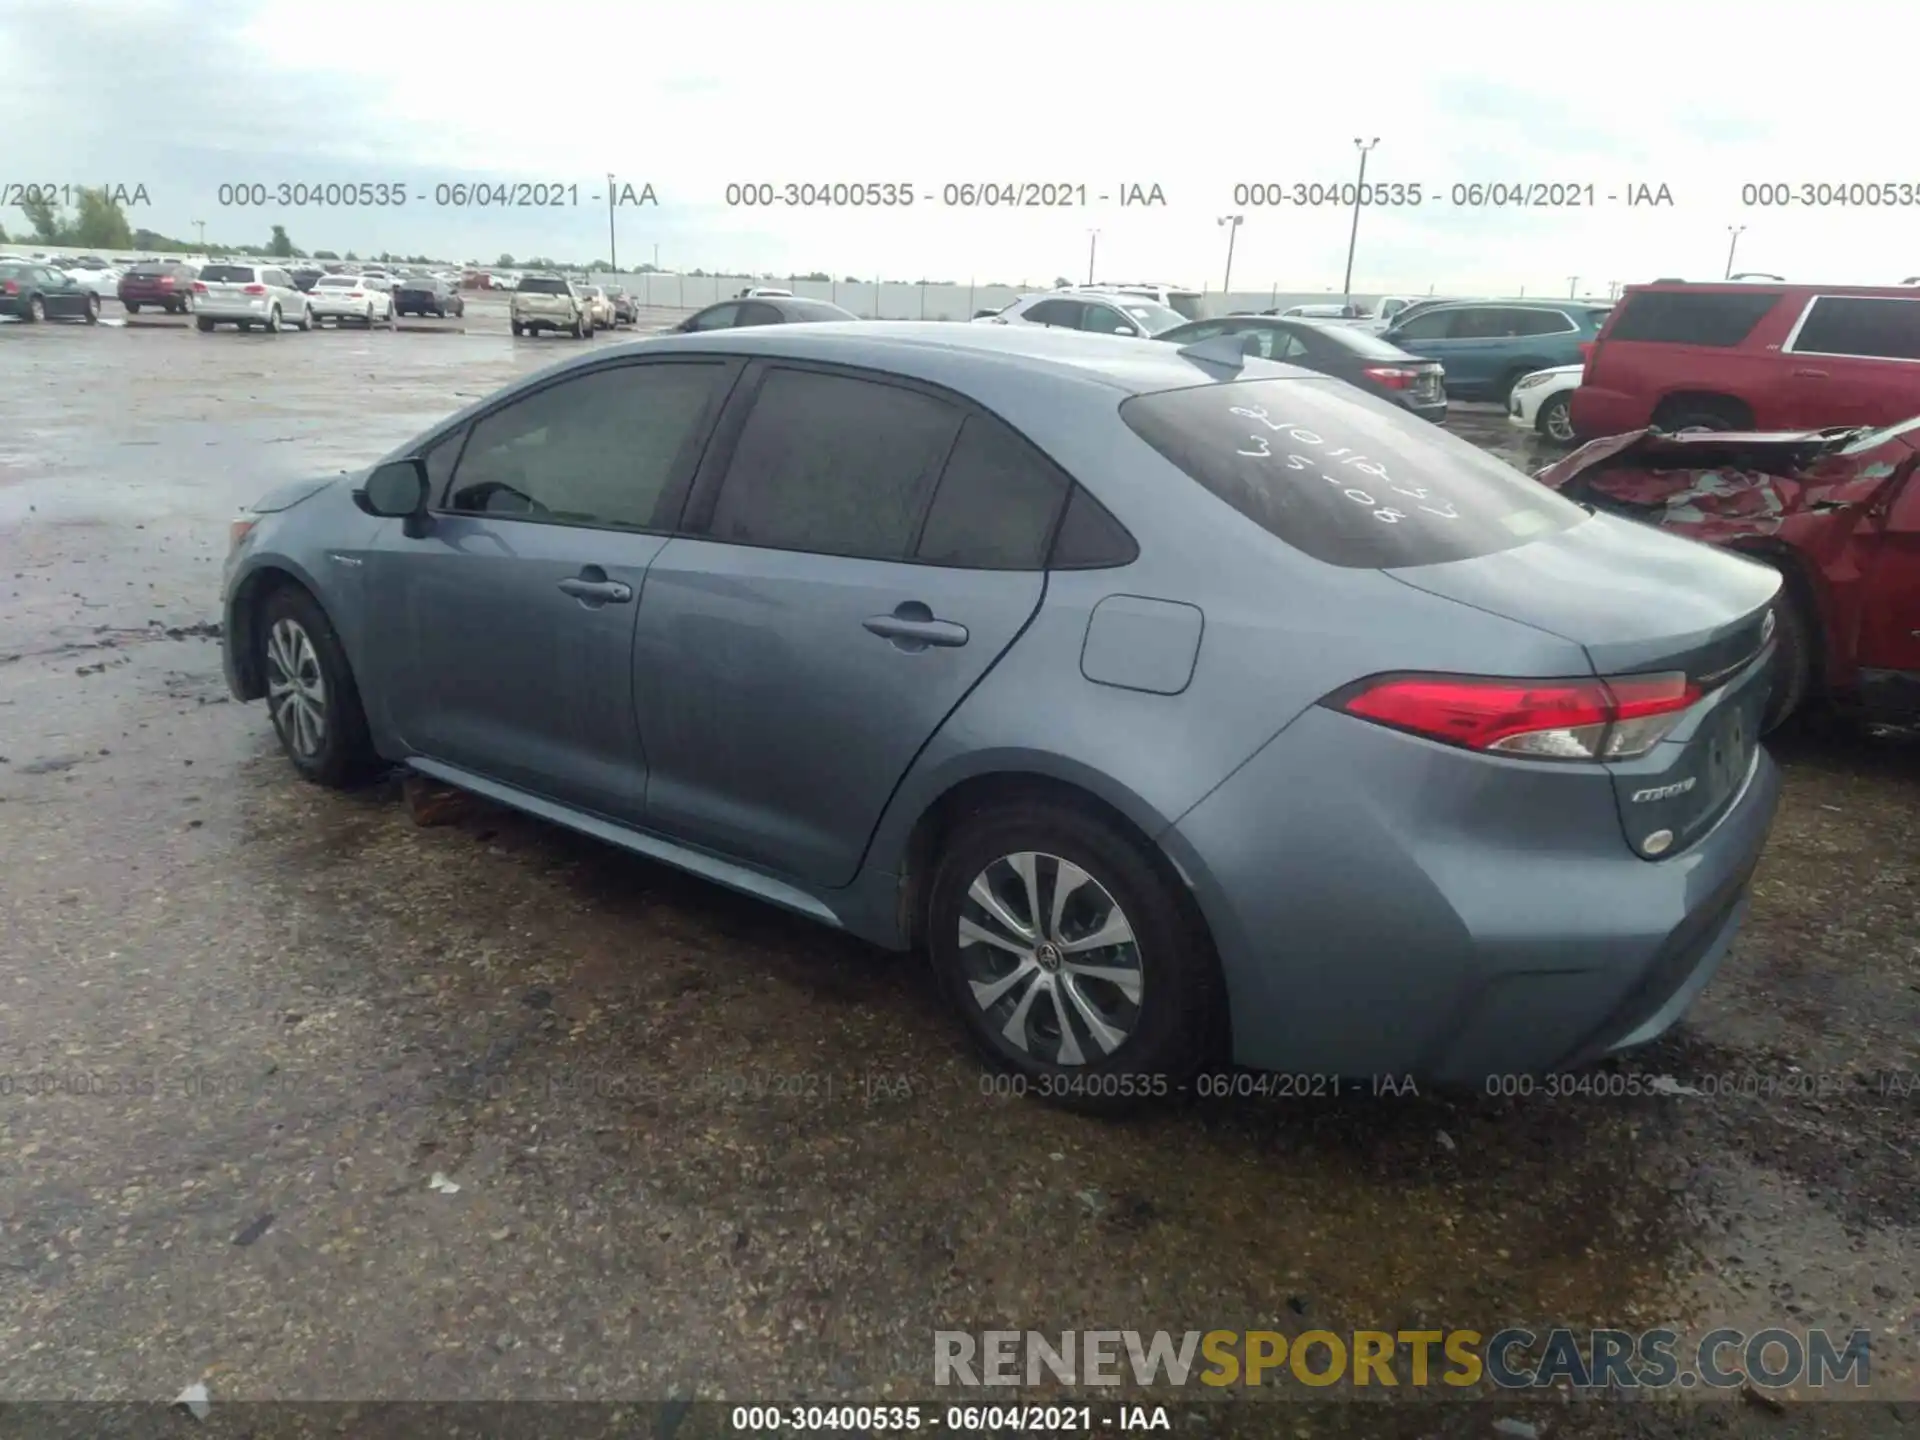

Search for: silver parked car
xmin=220 ymin=324 xmax=1781 ymax=1105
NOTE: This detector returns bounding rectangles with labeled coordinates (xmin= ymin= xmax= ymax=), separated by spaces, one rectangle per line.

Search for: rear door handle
xmin=558 ymin=570 xmax=633 ymax=604
xmin=1791 ymin=367 xmax=1829 ymax=378
xmin=864 ymin=603 xmax=969 ymax=650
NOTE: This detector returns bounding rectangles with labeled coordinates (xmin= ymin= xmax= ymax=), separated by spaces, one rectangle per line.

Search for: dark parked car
xmin=0 ymin=261 xmax=102 ymax=322
xmin=289 ymin=268 xmax=327 ymax=293
xmin=1381 ymin=300 xmax=1612 ymax=402
xmin=1535 ymin=419 xmax=1920 ymax=730
xmin=604 ymin=286 xmax=637 ymax=325
xmin=393 ymin=276 xmax=466 ymax=318
xmin=1156 ymin=315 xmax=1447 ymax=422
xmin=117 ymin=261 xmax=199 ymax=314
xmin=220 ymin=323 xmax=1781 ymax=1105
xmin=669 ymin=296 xmax=858 ymax=331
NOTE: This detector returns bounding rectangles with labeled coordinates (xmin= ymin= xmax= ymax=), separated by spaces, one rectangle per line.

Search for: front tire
xmin=1536 ymin=393 xmax=1575 ymax=444
xmin=926 ymin=800 xmax=1218 ymax=1112
xmin=265 ymin=306 xmax=282 ymax=333
xmin=1759 ymin=567 xmax=1816 ymax=733
xmin=259 ymin=587 xmax=380 ymax=788
xmin=25 ymin=295 xmax=44 ymax=322
xmin=511 ymin=320 xmax=525 ymax=336
xmin=83 ymin=295 xmax=100 ymax=324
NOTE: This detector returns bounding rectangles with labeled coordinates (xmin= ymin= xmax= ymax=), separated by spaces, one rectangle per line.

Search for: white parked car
xmin=1507 ymin=363 xmax=1583 ymax=444
xmin=64 ymin=261 xmax=123 ymax=295
xmin=973 ymin=291 xmax=1186 ymax=337
xmin=306 ymin=274 xmax=396 ymax=328
xmin=744 ymin=286 xmax=793 ymax=297
xmin=1064 ymin=282 xmax=1205 ymax=321
xmin=192 ymin=262 xmax=312 ymax=333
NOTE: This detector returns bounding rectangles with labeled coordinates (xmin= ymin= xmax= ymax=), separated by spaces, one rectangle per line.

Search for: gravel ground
xmin=0 ymin=305 xmax=1914 ymax=1436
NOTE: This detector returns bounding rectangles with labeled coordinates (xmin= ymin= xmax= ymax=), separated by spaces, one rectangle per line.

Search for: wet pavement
xmin=1 ymin=315 xmax=1915 ymax=1435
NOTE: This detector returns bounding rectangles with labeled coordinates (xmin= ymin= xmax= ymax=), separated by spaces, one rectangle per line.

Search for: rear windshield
xmin=1300 ymin=323 xmax=1423 ymax=359
xmin=1119 ymin=301 xmax=1185 ymax=334
xmin=198 ymin=265 xmax=255 ymax=283
xmin=399 ymin=277 xmax=436 ymax=288
xmin=517 ymin=276 xmax=569 ymax=294
xmin=127 ymin=264 xmax=174 ymax=276
xmin=786 ymin=300 xmax=856 ymax=322
xmin=1119 ymin=377 xmax=1584 ymax=568
xmin=1606 ymin=290 xmax=1780 ymax=346
xmin=0 ymin=263 xmax=22 ymax=278
xmin=316 ymin=276 xmax=358 ymax=287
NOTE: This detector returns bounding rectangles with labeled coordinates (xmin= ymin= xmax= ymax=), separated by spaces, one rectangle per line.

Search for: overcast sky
xmin=2 ymin=0 xmax=1909 ymax=293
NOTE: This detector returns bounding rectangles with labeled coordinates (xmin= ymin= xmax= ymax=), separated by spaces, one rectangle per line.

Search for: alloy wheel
xmin=956 ymin=851 xmax=1144 ymax=1065
xmin=1543 ymin=397 xmax=1575 ymax=443
xmin=266 ymin=618 xmax=327 ymax=760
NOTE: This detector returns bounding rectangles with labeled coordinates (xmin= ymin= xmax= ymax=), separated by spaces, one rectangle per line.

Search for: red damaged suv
xmin=1535 ymin=420 xmax=1920 ymax=731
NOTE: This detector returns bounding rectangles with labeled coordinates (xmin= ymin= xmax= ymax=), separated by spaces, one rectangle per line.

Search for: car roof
xmin=1626 ymin=280 xmax=1917 ymax=297
xmin=1409 ymin=298 xmax=1608 ymax=312
xmin=585 ymin=320 xmax=1266 ymax=395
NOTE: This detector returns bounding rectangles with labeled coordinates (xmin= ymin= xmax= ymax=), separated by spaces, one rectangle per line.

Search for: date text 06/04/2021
xmin=1 ymin=182 xmax=152 ymax=208
xmin=1227 ymin=180 xmax=1676 ymax=208
xmin=210 ymin=181 xmax=659 ymax=208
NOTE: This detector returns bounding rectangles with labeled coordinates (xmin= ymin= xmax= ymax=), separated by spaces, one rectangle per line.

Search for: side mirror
xmin=355 ymin=457 xmax=430 ymax=535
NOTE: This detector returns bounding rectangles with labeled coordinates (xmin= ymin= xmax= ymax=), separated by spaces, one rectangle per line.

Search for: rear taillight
xmin=158 ymin=275 xmax=175 ymax=287
xmin=242 ymin=284 xmax=266 ymax=295
xmin=1333 ymin=671 xmax=1701 ymax=761
xmin=1362 ymin=365 xmax=1420 ymax=390
xmin=347 ymin=291 xmax=365 ymax=299
xmin=229 ymin=518 xmax=257 ymax=551
xmin=193 ymin=281 xmax=208 ymax=293
xmin=1 ymin=281 xmax=16 ymax=296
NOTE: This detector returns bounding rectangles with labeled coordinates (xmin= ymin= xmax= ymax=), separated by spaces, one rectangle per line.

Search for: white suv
xmin=1066 ymin=282 xmax=1205 ymax=320
xmin=192 ymin=263 xmax=311 ymax=333
xmin=975 ymin=292 xmax=1187 ymax=337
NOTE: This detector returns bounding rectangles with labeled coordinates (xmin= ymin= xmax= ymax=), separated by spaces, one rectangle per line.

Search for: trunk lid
xmin=1389 ymin=510 xmax=1779 ymax=855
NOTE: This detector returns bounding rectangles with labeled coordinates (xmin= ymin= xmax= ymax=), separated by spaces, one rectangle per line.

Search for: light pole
xmin=1341 ymin=138 xmax=1378 ymax=308
xmin=1218 ymin=214 xmax=1243 ymax=296
xmin=1086 ymin=230 xmax=1099 ymax=284
xmin=606 ymin=173 xmax=618 ymax=273
xmin=1724 ymin=225 xmax=1745 ymax=280
xmin=1568 ymin=276 xmax=1579 ymax=298
xmin=192 ymin=219 xmax=206 ymax=249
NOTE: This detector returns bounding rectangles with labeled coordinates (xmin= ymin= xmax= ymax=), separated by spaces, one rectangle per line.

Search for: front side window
xmin=687 ymin=303 xmax=742 ymax=331
xmin=1389 ymin=309 xmax=1456 ymax=342
xmin=706 ymin=368 xmax=962 ymax=560
xmin=444 ymin=362 xmax=727 ymax=529
xmin=1022 ymin=299 xmax=1081 ymax=327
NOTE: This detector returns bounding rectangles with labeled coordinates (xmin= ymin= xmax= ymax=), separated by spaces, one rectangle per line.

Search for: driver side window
xmin=444 ymin=362 xmax=730 ymax=529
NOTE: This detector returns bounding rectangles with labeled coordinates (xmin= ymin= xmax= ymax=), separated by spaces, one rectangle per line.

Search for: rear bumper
xmin=198 ymin=298 xmax=283 ymax=321
xmin=1403 ymin=397 xmax=1447 ymax=424
xmin=1162 ymin=705 xmax=1781 ymax=1083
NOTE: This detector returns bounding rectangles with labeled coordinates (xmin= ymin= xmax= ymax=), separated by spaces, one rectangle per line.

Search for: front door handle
xmin=1791 ymin=367 xmax=1829 ymax=378
xmin=864 ymin=602 xmax=969 ymax=650
xmin=558 ymin=569 xmax=633 ymax=605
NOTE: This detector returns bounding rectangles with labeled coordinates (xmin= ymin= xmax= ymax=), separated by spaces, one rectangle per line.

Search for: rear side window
xmin=1048 ymin=487 xmax=1138 ymax=569
xmin=914 ymin=414 xmax=1070 ymax=569
xmin=707 ymin=369 xmax=963 ymax=560
xmin=1606 ymin=290 xmax=1780 ymax=346
xmin=1788 ymin=296 xmax=1920 ymax=361
xmin=198 ymin=265 xmax=255 ymax=283
xmin=1507 ymin=309 xmax=1577 ymax=336
xmin=1119 ymin=377 xmax=1584 ymax=568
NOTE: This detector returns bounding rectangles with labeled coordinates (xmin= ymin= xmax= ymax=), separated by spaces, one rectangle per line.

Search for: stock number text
xmin=1742 ymin=182 xmax=1920 ymax=207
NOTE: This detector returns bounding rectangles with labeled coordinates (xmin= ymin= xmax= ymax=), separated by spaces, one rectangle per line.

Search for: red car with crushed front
xmin=1535 ymin=419 xmax=1920 ymax=731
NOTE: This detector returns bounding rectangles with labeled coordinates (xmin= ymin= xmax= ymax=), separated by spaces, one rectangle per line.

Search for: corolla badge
xmin=1632 ymin=777 xmax=1696 ymax=803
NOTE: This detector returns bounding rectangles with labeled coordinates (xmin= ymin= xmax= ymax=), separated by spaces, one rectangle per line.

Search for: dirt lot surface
xmin=1 ymin=309 xmax=1914 ymax=1437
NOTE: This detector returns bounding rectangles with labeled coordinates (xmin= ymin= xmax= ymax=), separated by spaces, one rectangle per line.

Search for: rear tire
xmin=25 ymin=296 xmax=43 ymax=322
xmin=83 ymin=295 xmax=100 ymax=324
xmin=511 ymin=320 xmax=525 ymax=336
xmin=125 ymin=301 xmax=141 ymax=314
xmin=1653 ymin=398 xmax=1749 ymax=434
xmin=258 ymin=586 xmax=381 ymax=789
xmin=1497 ymin=367 xmax=1534 ymax=405
xmin=925 ymin=799 xmax=1219 ymax=1113
xmin=196 ymin=317 xmax=215 ymax=332
xmin=266 ymin=306 xmax=282 ymax=333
